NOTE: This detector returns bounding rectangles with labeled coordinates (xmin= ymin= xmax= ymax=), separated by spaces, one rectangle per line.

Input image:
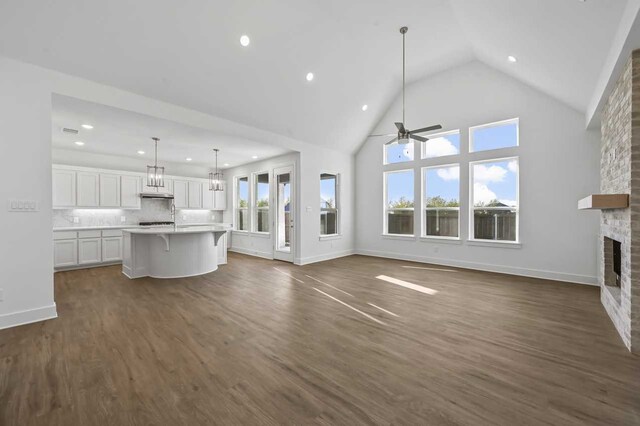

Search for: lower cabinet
xmin=217 ymin=233 xmax=227 ymax=265
xmin=102 ymin=237 xmax=123 ymax=262
xmin=54 ymin=229 xmax=124 ymax=270
xmin=78 ymin=238 xmax=102 ymax=265
xmin=53 ymin=239 xmax=78 ymax=268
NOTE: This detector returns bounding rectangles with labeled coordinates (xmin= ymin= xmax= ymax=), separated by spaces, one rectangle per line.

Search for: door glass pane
xmin=255 ymin=173 xmax=269 ymax=232
xmin=277 ymin=173 xmax=291 ymax=252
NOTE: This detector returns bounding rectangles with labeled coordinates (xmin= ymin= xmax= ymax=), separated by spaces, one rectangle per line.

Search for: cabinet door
xmin=78 ymin=238 xmax=102 ymax=264
xmin=54 ymin=239 xmax=78 ymax=268
xmin=99 ymin=173 xmax=121 ymax=207
xmin=121 ymin=175 xmax=142 ymax=209
xmin=213 ymin=185 xmax=226 ymax=211
xmin=202 ymin=184 xmax=215 ymax=210
xmin=102 ymin=237 xmax=123 ymax=262
xmin=52 ymin=169 xmax=76 ymax=208
xmin=188 ymin=181 xmax=202 ymax=208
xmin=77 ymin=172 xmax=100 ymax=207
xmin=173 ymin=180 xmax=189 ymax=208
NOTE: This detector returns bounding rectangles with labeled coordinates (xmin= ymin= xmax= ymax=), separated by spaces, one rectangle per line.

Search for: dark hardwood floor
xmin=1 ymin=253 xmax=639 ymax=425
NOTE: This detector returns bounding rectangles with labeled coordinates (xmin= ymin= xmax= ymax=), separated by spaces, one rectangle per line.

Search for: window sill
xmin=319 ymin=234 xmax=342 ymax=241
xmin=232 ymin=230 xmax=249 ymax=235
xmin=250 ymin=232 xmax=271 ymax=239
xmin=420 ymin=236 xmax=462 ymax=245
xmin=467 ymin=239 xmax=522 ymax=249
xmin=381 ymin=234 xmax=416 ymax=241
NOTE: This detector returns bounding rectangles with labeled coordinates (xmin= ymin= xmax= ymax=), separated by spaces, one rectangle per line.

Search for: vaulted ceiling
xmin=0 ymin=0 xmax=630 ymax=153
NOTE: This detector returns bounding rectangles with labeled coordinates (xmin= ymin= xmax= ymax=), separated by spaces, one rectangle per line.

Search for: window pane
xmin=385 ymin=141 xmax=414 ymax=164
xmin=424 ymin=166 xmax=459 ymax=237
xmin=472 ymin=159 xmax=518 ymax=241
xmin=255 ymin=173 xmax=269 ymax=233
xmin=237 ymin=177 xmax=248 ymax=231
xmin=320 ymin=173 xmax=338 ymax=235
xmin=471 ymin=119 xmax=518 ymax=152
xmin=386 ymin=170 xmax=414 ymax=235
xmin=422 ymin=131 xmax=460 ymax=158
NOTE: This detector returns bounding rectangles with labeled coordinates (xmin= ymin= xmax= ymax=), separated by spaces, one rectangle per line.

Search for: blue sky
xmin=425 ymin=167 xmax=459 ymax=203
xmin=386 ymin=171 xmax=414 ymax=206
xmin=238 ymin=178 xmax=248 ymax=203
xmin=256 ymin=180 xmax=269 ymax=203
xmin=320 ymin=176 xmax=336 ymax=207
xmin=472 ymin=122 xmax=518 ymax=152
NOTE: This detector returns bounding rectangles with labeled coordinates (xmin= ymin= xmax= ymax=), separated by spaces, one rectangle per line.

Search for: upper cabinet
xmin=76 ymin=172 xmax=100 ymax=207
xmin=52 ymin=169 xmax=76 ymax=208
xmin=99 ymin=173 xmax=121 ymax=207
xmin=121 ymin=175 xmax=142 ymax=209
xmin=52 ymin=166 xmax=225 ymax=210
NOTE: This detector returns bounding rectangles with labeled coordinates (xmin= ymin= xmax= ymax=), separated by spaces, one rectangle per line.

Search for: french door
xmin=273 ymin=165 xmax=294 ymax=262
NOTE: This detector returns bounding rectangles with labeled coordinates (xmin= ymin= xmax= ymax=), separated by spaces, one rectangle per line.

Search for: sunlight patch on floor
xmin=376 ymin=275 xmax=438 ymax=295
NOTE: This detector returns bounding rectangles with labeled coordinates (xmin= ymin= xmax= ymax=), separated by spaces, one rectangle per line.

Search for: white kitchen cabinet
xmin=78 ymin=238 xmax=102 ymax=264
xmin=99 ymin=173 xmax=121 ymax=207
xmin=121 ymin=175 xmax=142 ymax=209
xmin=188 ymin=181 xmax=202 ymax=208
xmin=173 ymin=180 xmax=189 ymax=208
xmin=102 ymin=237 xmax=123 ymax=262
xmin=54 ymin=239 xmax=78 ymax=268
xmin=202 ymin=184 xmax=214 ymax=209
xmin=214 ymin=185 xmax=226 ymax=210
xmin=52 ymin=169 xmax=76 ymax=208
xmin=77 ymin=172 xmax=100 ymax=207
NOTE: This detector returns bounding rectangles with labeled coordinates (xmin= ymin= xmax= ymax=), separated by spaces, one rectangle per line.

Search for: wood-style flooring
xmin=0 ymin=253 xmax=639 ymax=425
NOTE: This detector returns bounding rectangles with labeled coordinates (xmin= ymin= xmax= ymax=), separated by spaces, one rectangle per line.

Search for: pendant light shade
xmin=146 ymin=137 xmax=165 ymax=188
xmin=209 ymin=148 xmax=224 ymax=191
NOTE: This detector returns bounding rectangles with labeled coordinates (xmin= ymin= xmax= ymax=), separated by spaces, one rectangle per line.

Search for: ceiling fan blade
xmin=410 ymin=134 xmax=428 ymax=142
xmin=411 ymin=124 xmax=443 ymax=134
xmin=369 ymin=133 xmax=396 ymax=137
xmin=384 ymin=137 xmax=398 ymax=145
xmin=395 ymin=122 xmax=406 ymax=133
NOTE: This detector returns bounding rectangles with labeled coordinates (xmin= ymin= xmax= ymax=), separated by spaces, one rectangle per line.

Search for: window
xmin=470 ymin=118 xmax=518 ymax=152
xmin=470 ymin=158 xmax=519 ymax=242
xmin=423 ymin=165 xmax=460 ymax=238
xmin=253 ymin=173 xmax=269 ymax=233
xmin=422 ymin=130 xmax=460 ymax=159
xmin=320 ymin=173 xmax=339 ymax=236
xmin=384 ymin=170 xmax=414 ymax=235
xmin=236 ymin=176 xmax=249 ymax=231
xmin=384 ymin=141 xmax=414 ymax=164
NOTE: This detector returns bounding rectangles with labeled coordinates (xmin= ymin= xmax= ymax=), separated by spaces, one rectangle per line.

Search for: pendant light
xmin=209 ymin=148 xmax=224 ymax=191
xmin=146 ymin=137 xmax=165 ymax=188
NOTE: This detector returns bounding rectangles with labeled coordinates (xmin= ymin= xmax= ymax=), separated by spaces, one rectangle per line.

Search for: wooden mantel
xmin=578 ymin=194 xmax=629 ymax=210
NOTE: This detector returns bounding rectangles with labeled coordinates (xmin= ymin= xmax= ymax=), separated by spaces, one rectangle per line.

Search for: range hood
xmin=140 ymin=192 xmax=174 ymax=199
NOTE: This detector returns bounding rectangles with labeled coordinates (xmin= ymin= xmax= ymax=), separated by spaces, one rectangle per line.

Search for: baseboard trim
xmin=354 ymin=249 xmax=597 ymax=286
xmin=0 ymin=303 xmax=58 ymax=330
xmin=229 ymin=247 xmax=274 ymax=260
xmin=297 ymin=249 xmax=356 ymax=265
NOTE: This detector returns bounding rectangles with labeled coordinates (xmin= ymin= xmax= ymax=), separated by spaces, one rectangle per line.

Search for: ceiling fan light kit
xmin=370 ymin=26 xmax=442 ymax=146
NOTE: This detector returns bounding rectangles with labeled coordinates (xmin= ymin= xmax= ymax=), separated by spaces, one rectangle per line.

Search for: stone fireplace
xmin=600 ymin=50 xmax=639 ymax=352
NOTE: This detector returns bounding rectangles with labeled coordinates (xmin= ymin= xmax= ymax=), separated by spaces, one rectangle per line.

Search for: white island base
xmin=122 ymin=226 xmax=227 ymax=279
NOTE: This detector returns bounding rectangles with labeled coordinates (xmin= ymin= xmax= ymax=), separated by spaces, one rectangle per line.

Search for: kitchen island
xmin=122 ymin=225 xmax=228 ymax=279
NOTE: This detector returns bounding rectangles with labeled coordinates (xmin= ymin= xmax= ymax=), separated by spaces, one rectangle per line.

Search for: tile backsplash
xmin=53 ymin=199 xmax=224 ymax=228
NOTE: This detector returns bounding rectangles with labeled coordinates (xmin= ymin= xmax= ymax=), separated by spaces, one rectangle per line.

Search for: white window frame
xmin=469 ymin=118 xmax=519 ymax=153
xmin=420 ymin=129 xmax=461 ymax=159
xmin=252 ymin=171 xmax=270 ymax=235
xmin=320 ymin=172 xmax=340 ymax=239
xmin=468 ymin=156 xmax=520 ymax=244
xmin=421 ymin=164 xmax=460 ymax=240
xmin=234 ymin=175 xmax=250 ymax=233
xmin=383 ymin=169 xmax=415 ymax=237
xmin=383 ymin=140 xmax=415 ymax=165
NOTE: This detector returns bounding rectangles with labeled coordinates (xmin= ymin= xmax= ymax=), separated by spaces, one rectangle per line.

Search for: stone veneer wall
xmin=600 ymin=51 xmax=639 ymax=352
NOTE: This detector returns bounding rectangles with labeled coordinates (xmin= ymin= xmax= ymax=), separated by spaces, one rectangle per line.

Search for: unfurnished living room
xmin=1 ymin=1 xmax=640 ymax=425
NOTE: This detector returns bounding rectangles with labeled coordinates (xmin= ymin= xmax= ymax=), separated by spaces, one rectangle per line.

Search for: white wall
xmin=356 ymin=61 xmax=601 ymax=284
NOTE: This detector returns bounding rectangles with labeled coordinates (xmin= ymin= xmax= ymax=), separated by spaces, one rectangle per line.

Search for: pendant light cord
xmin=402 ymin=29 xmax=405 ymax=126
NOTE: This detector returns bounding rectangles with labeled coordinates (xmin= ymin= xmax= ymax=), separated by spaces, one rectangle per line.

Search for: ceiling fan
xmin=370 ymin=27 xmax=442 ymax=145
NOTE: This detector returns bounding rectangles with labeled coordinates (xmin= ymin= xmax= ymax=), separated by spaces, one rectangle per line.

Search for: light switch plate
xmin=73 ymin=217 xmax=79 ymax=223
xmin=306 ymin=206 xmax=312 ymax=212
xmin=121 ymin=216 xmax=126 ymax=223
xmin=7 ymin=199 xmax=39 ymax=212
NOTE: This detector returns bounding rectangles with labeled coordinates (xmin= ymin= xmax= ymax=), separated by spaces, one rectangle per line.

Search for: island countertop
xmin=123 ymin=225 xmax=230 ymax=235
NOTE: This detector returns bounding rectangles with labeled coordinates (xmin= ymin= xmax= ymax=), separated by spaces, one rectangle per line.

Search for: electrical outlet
xmin=182 ymin=214 xmax=187 ymax=220
xmin=121 ymin=216 xmax=126 ymax=223
xmin=73 ymin=217 xmax=79 ymax=223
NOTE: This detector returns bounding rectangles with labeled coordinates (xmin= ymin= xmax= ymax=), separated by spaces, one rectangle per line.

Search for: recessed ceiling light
xmin=223 ymin=163 xmax=230 ymax=167
xmin=74 ymin=141 xmax=85 ymax=146
xmin=186 ymin=157 xmax=192 ymax=161
xmin=362 ymin=104 xmax=368 ymax=111
xmin=252 ymin=155 xmax=258 ymax=159
xmin=240 ymin=35 xmax=250 ymax=47
xmin=137 ymin=150 xmax=145 ymax=155
xmin=81 ymin=124 xmax=93 ymax=129
xmin=508 ymin=55 xmax=517 ymax=63
xmin=306 ymin=72 xmax=314 ymax=82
